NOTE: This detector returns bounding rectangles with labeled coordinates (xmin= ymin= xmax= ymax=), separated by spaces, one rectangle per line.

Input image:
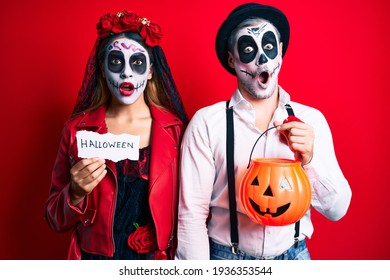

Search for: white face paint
xmin=104 ymin=37 xmax=151 ymax=105
xmin=231 ymin=20 xmax=282 ymax=99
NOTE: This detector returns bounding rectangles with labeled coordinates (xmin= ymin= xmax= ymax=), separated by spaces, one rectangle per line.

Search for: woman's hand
xmin=274 ymin=120 xmax=314 ymax=166
xmin=69 ymin=158 xmax=107 ymax=205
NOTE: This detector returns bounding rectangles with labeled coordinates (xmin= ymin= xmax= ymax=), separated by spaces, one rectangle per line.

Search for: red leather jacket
xmin=45 ymin=105 xmax=185 ymax=259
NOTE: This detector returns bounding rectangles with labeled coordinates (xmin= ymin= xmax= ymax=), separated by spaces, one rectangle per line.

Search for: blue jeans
xmin=210 ymin=239 xmax=310 ymax=260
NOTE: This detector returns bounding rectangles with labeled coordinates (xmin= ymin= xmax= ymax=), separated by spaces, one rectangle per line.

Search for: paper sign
xmin=76 ymin=130 xmax=140 ymax=162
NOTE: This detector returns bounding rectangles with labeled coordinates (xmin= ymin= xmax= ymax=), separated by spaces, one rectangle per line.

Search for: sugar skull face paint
xmin=104 ymin=37 xmax=151 ymax=105
xmin=230 ymin=20 xmax=282 ymax=99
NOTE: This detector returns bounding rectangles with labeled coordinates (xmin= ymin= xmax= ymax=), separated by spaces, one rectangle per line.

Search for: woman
xmin=45 ymin=10 xmax=188 ymax=260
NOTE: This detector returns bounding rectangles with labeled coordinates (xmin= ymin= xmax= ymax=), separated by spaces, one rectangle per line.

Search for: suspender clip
xmin=231 ymin=243 xmax=239 ymax=254
xmin=294 ymin=237 xmax=299 ymax=248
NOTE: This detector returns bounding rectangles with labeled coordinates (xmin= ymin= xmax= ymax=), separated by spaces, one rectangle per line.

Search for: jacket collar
xmin=149 ymin=105 xmax=183 ymax=189
xmin=149 ymin=105 xmax=183 ymax=127
xmin=73 ymin=104 xmax=182 ymax=131
xmin=74 ymin=105 xmax=108 ymax=133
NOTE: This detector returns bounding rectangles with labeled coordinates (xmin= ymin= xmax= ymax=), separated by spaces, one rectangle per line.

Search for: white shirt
xmin=176 ymin=86 xmax=352 ymax=259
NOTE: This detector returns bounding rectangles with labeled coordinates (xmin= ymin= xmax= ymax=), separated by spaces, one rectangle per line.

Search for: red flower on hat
xmin=96 ymin=10 xmax=162 ymax=46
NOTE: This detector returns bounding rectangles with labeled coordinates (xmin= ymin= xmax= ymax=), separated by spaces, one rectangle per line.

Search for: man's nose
xmin=258 ymin=53 xmax=268 ymax=65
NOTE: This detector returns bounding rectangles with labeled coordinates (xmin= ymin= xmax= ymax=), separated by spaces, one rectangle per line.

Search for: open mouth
xmin=258 ymin=71 xmax=270 ymax=86
xmin=119 ymin=82 xmax=134 ymax=96
xmin=249 ymin=197 xmax=290 ymax=218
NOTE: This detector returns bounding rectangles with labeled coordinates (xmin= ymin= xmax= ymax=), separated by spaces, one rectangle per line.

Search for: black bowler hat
xmin=215 ymin=3 xmax=290 ymax=75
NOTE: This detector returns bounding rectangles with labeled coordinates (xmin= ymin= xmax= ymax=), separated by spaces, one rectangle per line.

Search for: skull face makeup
xmin=230 ymin=20 xmax=283 ymax=99
xmin=104 ymin=37 xmax=152 ymax=105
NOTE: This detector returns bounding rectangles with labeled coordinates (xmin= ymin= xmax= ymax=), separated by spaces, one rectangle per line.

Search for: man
xmin=176 ymin=3 xmax=351 ymax=260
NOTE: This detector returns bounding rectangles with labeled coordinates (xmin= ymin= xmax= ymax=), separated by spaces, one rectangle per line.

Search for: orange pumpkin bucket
xmin=239 ymin=126 xmax=312 ymax=226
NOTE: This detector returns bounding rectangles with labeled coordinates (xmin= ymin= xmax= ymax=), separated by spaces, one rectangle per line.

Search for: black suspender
xmin=285 ymin=103 xmax=301 ymax=248
xmin=226 ymin=100 xmax=239 ymax=254
xmin=225 ymin=101 xmax=300 ymax=253
xmin=285 ymin=103 xmax=295 ymax=116
xmin=294 ymin=220 xmax=300 ymax=248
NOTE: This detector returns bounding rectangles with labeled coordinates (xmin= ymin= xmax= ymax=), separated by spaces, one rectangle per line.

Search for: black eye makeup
xmin=107 ymin=51 xmax=125 ymax=73
xmin=129 ymin=53 xmax=147 ymax=75
xmin=237 ymin=35 xmax=258 ymax=64
xmin=262 ymin=31 xmax=278 ymax=59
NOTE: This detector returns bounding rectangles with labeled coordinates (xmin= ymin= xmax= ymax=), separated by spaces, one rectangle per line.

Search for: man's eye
xmin=244 ymin=46 xmax=254 ymax=53
xmin=111 ymin=59 xmax=122 ymax=65
xmin=264 ymin=43 xmax=274 ymax=51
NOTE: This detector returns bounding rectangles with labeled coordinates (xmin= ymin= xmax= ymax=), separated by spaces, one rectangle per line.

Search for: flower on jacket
xmin=96 ymin=10 xmax=162 ymax=46
xmin=127 ymin=223 xmax=158 ymax=254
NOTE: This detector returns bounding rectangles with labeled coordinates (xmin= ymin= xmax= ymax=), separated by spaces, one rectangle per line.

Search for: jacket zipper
xmin=167 ymin=162 xmax=176 ymax=249
xmin=106 ymin=164 xmax=117 ymax=256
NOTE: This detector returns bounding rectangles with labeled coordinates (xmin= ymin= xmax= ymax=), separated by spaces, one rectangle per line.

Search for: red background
xmin=0 ymin=0 xmax=389 ymax=260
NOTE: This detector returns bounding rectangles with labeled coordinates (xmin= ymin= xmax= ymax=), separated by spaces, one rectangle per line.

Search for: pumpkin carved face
xmin=239 ymin=158 xmax=311 ymax=226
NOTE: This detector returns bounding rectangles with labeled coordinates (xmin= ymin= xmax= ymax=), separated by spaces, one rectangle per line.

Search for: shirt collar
xmin=228 ymin=85 xmax=292 ymax=127
xmin=277 ymin=86 xmax=291 ymax=108
xmin=230 ymin=85 xmax=291 ymax=110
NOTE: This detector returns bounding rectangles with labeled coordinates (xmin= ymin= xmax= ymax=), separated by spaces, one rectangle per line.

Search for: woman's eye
xmin=111 ymin=59 xmax=122 ymax=65
xmin=244 ymin=46 xmax=254 ymax=53
xmin=264 ymin=43 xmax=274 ymax=51
xmin=133 ymin=59 xmax=143 ymax=65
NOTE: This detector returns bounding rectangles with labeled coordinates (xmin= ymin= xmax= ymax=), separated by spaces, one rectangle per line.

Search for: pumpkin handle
xmin=247 ymin=126 xmax=278 ymax=168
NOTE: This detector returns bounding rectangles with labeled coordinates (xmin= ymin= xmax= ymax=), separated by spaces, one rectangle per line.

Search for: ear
xmin=279 ymin=42 xmax=283 ymax=57
xmin=148 ymin=63 xmax=153 ymax=80
xmin=227 ymin=51 xmax=235 ymax=69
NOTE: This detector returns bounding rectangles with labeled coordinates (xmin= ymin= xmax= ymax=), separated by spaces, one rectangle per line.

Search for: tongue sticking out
xmin=119 ymin=83 xmax=135 ymax=96
xmin=258 ymin=72 xmax=269 ymax=85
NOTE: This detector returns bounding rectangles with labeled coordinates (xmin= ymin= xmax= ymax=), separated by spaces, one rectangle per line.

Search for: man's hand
xmin=274 ymin=119 xmax=314 ymax=166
